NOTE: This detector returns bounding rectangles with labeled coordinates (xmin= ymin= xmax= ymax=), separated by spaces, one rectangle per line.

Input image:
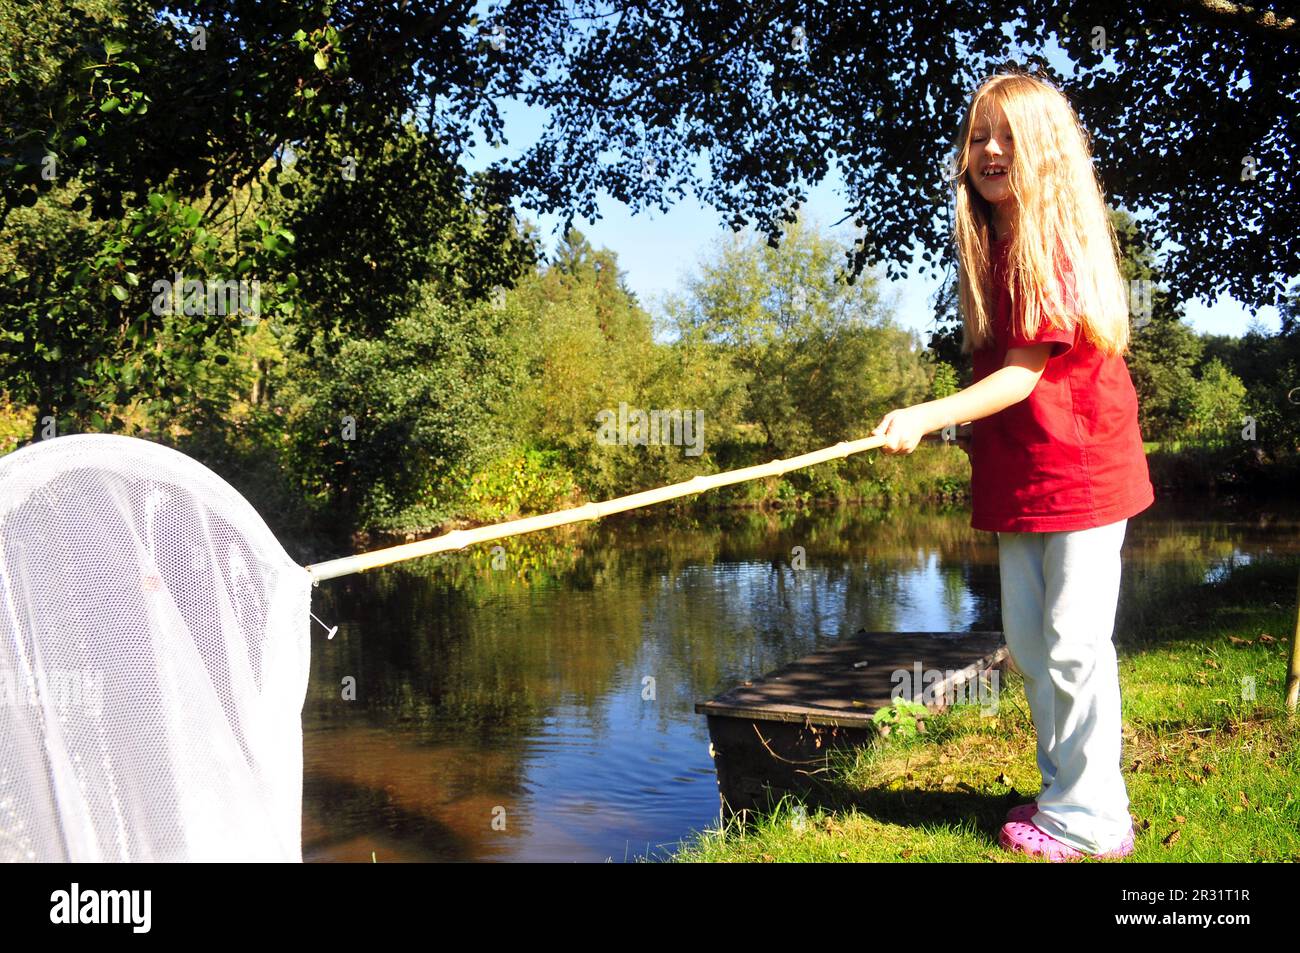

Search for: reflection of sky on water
xmin=1204 ymin=549 xmax=1253 ymax=584
xmin=871 ymin=551 xmax=980 ymax=632
xmin=511 ymin=694 xmax=719 ymax=862
xmin=652 ymin=553 xmax=984 ymax=646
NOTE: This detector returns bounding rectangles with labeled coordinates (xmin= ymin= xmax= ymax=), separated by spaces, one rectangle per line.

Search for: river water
xmin=300 ymin=496 xmax=1299 ymax=862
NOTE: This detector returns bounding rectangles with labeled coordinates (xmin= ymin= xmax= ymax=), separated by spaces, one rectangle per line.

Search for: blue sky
xmin=455 ymin=21 xmax=1284 ymax=343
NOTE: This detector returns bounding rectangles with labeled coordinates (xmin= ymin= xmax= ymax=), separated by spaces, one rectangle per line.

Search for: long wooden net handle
xmin=305 ymin=434 xmax=891 ymax=581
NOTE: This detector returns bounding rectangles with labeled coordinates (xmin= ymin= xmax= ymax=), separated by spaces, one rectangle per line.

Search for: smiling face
xmin=967 ymin=102 xmax=1017 ymax=237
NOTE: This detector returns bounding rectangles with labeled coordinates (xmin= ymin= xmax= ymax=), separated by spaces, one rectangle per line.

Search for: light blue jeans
xmin=997 ymin=518 xmax=1133 ymax=854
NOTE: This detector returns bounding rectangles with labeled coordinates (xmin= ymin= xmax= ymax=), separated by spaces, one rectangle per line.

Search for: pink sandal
xmin=999 ymin=820 xmax=1134 ymax=861
xmin=1005 ymin=802 xmax=1037 ymax=823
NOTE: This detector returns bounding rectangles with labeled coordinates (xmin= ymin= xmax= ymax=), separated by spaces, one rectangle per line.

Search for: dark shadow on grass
xmin=726 ymin=775 xmax=1036 ymax=842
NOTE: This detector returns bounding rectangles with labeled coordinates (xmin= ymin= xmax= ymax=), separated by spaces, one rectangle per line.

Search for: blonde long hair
xmin=948 ymin=72 xmax=1130 ymax=357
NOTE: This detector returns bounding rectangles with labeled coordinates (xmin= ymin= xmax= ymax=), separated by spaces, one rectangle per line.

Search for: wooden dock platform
xmin=695 ymin=630 xmax=1009 ymax=821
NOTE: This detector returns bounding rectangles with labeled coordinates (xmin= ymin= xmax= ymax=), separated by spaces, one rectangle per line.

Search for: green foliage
xmin=666 ymin=213 xmax=930 ymax=457
xmin=0 ymin=0 xmax=532 ymax=441
xmin=1128 ymin=293 xmax=1299 ymax=463
xmin=271 ymin=121 xmax=534 ymax=346
xmin=281 ymin=289 xmax=518 ymax=533
xmin=1199 ymin=305 xmax=1300 ymax=456
xmin=870 ymin=700 xmax=931 ymax=740
xmin=494 ymin=230 xmax=749 ymax=500
xmin=0 ymin=399 xmax=32 ymax=455
xmin=1182 ymin=358 xmax=1247 ymax=443
xmin=458 ymin=447 xmax=581 ymax=522
xmin=929 ymin=360 xmax=959 ymax=399
xmin=1128 ymin=314 xmax=1204 ymax=442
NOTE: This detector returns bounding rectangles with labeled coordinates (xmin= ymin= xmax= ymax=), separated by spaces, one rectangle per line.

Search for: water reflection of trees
xmin=299 ymin=497 xmax=1299 ymax=859
xmin=305 ymin=505 xmax=1011 ymax=731
xmin=306 ymin=499 xmax=1300 ymax=728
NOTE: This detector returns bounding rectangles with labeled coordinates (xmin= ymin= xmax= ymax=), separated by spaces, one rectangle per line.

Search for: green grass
xmin=672 ymin=555 xmax=1300 ymax=862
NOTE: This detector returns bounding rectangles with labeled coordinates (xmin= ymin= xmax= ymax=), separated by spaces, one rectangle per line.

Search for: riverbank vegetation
xmin=4 ymin=191 xmax=1295 ymax=562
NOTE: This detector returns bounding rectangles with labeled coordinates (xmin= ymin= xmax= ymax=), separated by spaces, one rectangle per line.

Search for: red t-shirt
xmin=968 ymin=237 xmax=1154 ymax=532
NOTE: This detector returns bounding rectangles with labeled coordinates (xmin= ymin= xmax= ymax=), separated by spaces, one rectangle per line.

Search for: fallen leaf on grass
xmin=1258 ymin=633 xmax=1275 ymax=643
xmin=1163 ymin=830 xmax=1181 ymax=846
xmin=1174 ymin=814 xmax=1186 ymax=824
xmin=899 ymin=849 xmax=913 ymax=859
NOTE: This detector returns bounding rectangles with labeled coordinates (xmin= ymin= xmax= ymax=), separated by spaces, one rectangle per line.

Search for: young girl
xmin=871 ymin=71 xmax=1154 ymax=861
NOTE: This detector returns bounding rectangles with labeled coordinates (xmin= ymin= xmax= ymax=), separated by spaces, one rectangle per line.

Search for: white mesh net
xmin=0 ymin=434 xmax=311 ymax=861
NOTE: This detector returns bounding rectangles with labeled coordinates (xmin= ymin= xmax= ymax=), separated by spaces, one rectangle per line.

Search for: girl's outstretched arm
xmin=871 ymin=343 xmax=1053 ymax=455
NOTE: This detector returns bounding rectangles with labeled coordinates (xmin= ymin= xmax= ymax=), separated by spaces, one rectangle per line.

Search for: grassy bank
xmin=672 ymin=554 xmax=1300 ymax=862
xmin=1144 ymin=440 xmax=1300 ymax=496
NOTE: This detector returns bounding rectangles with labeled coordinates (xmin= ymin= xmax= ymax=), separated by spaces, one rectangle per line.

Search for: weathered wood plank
xmin=696 ymin=630 xmax=1007 ymax=724
xmin=695 ymin=630 xmax=1009 ymax=820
